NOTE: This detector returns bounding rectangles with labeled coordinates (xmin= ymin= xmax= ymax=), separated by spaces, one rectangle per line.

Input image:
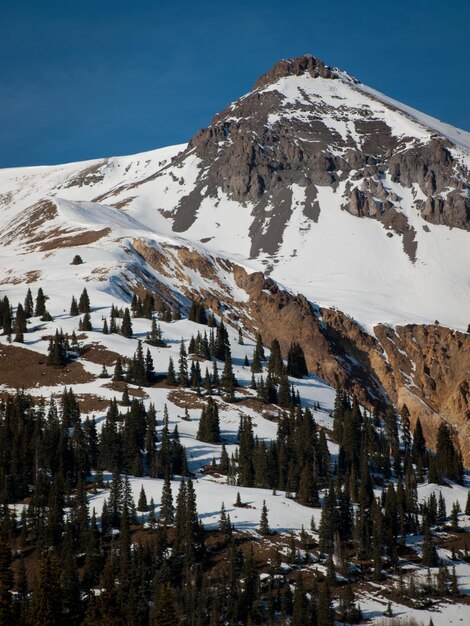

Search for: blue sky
xmin=1 ymin=0 xmax=469 ymax=168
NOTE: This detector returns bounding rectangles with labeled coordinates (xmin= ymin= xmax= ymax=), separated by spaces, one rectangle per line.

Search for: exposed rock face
xmin=161 ymin=55 xmax=469 ymax=262
xmin=373 ymin=324 xmax=470 ymax=464
xmin=253 ymin=55 xmax=339 ymax=89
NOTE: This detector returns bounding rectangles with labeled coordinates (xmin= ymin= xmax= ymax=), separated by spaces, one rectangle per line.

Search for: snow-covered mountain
xmin=1 ymin=56 xmax=469 ymax=332
xmin=0 ymin=54 xmax=469 ymax=461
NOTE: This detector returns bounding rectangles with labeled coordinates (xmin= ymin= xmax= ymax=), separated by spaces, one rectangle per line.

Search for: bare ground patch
xmin=167 ymin=389 xmax=207 ymax=410
xmin=36 ymin=227 xmax=111 ymax=251
xmin=81 ymin=343 xmax=121 ymax=366
xmin=102 ymin=381 xmax=149 ymax=398
xmin=0 ymin=344 xmax=94 ymax=389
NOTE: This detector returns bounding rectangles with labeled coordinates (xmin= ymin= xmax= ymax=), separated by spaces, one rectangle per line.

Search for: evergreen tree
xmin=160 ymin=473 xmax=174 ymax=526
xmin=259 ymin=500 xmax=271 ymax=535
xmin=30 ymin=554 xmax=63 ymax=626
xmin=121 ymin=307 xmax=133 ymax=338
xmin=137 ymin=484 xmax=148 ymax=512
xmin=47 ymin=329 xmax=67 ymax=367
xmin=268 ymin=339 xmax=284 ymax=380
xmin=431 ymin=423 xmax=463 ymax=484
xmin=412 ymin=418 xmax=427 ymax=469
xmin=188 ymin=300 xmax=207 ymax=325
xmin=113 ymin=356 xmax=124 ymax=381
xmin=24 ymin=288 xmax=34 ymax=318
xmin=317 ymin=582 xmax=334 ymax=626
xmin=221 ymin=349 xmax=236 ymax=400
xmin=153 ymin=583 xmax=180 ymax=626
xmin=69 ymin=296 xmax=79 ymax=316
xmin=178 ymin=341 xmax=189 ymax=387
xmin=35 ymin=287 xmax=47 ymax=317
xmin=251 ymin=332 xmax=264 ymax=373
xmin=287 ymin=342 xmax=308 ymax=378
xmin=14 ymin=302 xmax=26 ymax=342
xmin=165 ymin=356 xmax=176 ymax=386
xmin=196 ymin=398 xmax=221 ymax=444
xmin=78 ymin=287 xmax=90 ymax=314
xmin=79 ymin=312 xmax=92 ymax=331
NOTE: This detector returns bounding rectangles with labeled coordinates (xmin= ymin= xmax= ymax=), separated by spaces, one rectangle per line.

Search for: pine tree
xmin=287 ymin=342 xmax=308 ymax=378
xmin=30 ymin=554 xmax=63 ymax=626
xmin=178 ymin=340 xmax=188 ymax=387
xmin=317 ymin=582 xmax=334 ymax=626
xmin=113 ymin=356 xmax=124 ymax=381
xmin=152 ymin=582 xmax=180 ymax=626
xmin=35 ymin=287 xmax=46 ymax=317
xmin=69 ymin=296 xmax=79 ymax=316
xmin=121 ymin=307 xmax=133 ymax=338
xmin=251 ymin=332 xmax=264 ymax=373
xmin=14 ymin=302 xmax=26 ymax=342
xmin=78 ymin=287 xmax=90 ymax=314
xmin=160 ymin=473 xmax=174 ymax=526
xmin=221 ymin=349 xmax=236 ymax=401
xmin=24 ymin=288 xmax=34 ymax=318
xmin=412 ymin=417 xmax=427 ymax=468
xmin=432 ymin=423 xmax=463 ymax=484
xmin=79 ymin=312 xmax=92 ymax=331
xmin=137 ymin=485 xmax=148 ymax=512
xmin=162 ymin=357 xmax=175 ymax=387
xmin=259 ymin=500 xmax=270 ymax=535
xmin=196 ymin=398 xmax=221 ymax=443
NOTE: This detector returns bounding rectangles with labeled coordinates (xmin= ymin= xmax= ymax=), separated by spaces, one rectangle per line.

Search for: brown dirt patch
xmin=74 ymin=393 xmax=110 ymax=413
xmin=81 ymin=343 xmax=121 ymax=366
xmin=0 ymin=344 xmax=94 ymax=389
xmin=36 ymin=227 xmax=111 ymax=251
xmin=103 ymin=381 xmax=149 ymax=398
xmin=168 ymin=389 xmax=207 ymax=409
xmin=1 ymin=270 xmax=42 ymax=285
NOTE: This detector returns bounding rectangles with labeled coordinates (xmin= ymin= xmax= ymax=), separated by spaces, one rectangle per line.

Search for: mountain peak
xmin=253 ymin=54 xmax=339 ymax=90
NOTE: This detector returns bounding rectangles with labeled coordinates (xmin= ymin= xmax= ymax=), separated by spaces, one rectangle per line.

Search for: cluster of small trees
xmin=167 ymin=332 xmax=237 ymax=400
xmin=0 ymin=288 xmax=53 ymax=342
xmin=132 ymin=291 xmax=181 ymax=322
xmin=112 ymin=340 xmax=155 ymax=387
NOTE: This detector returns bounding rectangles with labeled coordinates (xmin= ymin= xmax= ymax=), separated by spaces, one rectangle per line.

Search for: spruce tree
xmin=113 ymin=356 xmax=124 ymax=381
xmin=14 ymin=303 xmax=26 ymax=342
xmin=121 ymin=307 xmax=133 ymax=338
xmin=160 ymin=473 xmax=174 ymax=526
xmin=78 ymin=287 xmax=90 ymax=314
xmin=137 ymin=485 xmax=148 ymax=512
xmin=79 ymin=312 xmax=92 ymax=331
xmin=30 ymin=554 xmax=63 ymax=626
xmin=259 ymin=500 xmax=271 ymax=535
xmin=178 ymin=340 xmax=189 ymax=387
xmin=24 ymin=288 xmax=34 ymax=318
xmin=167 ymin=357 xmax=177 ymax=385
xmin=69 ymin=296 xmax=79 ymax=316
xmin=152 ymin=582 xmax=180 ymax=626
xmin=35 ymin=287 xmax=46 ymax=317
xmin=287 ymin=342 xmax=308 ymax=378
